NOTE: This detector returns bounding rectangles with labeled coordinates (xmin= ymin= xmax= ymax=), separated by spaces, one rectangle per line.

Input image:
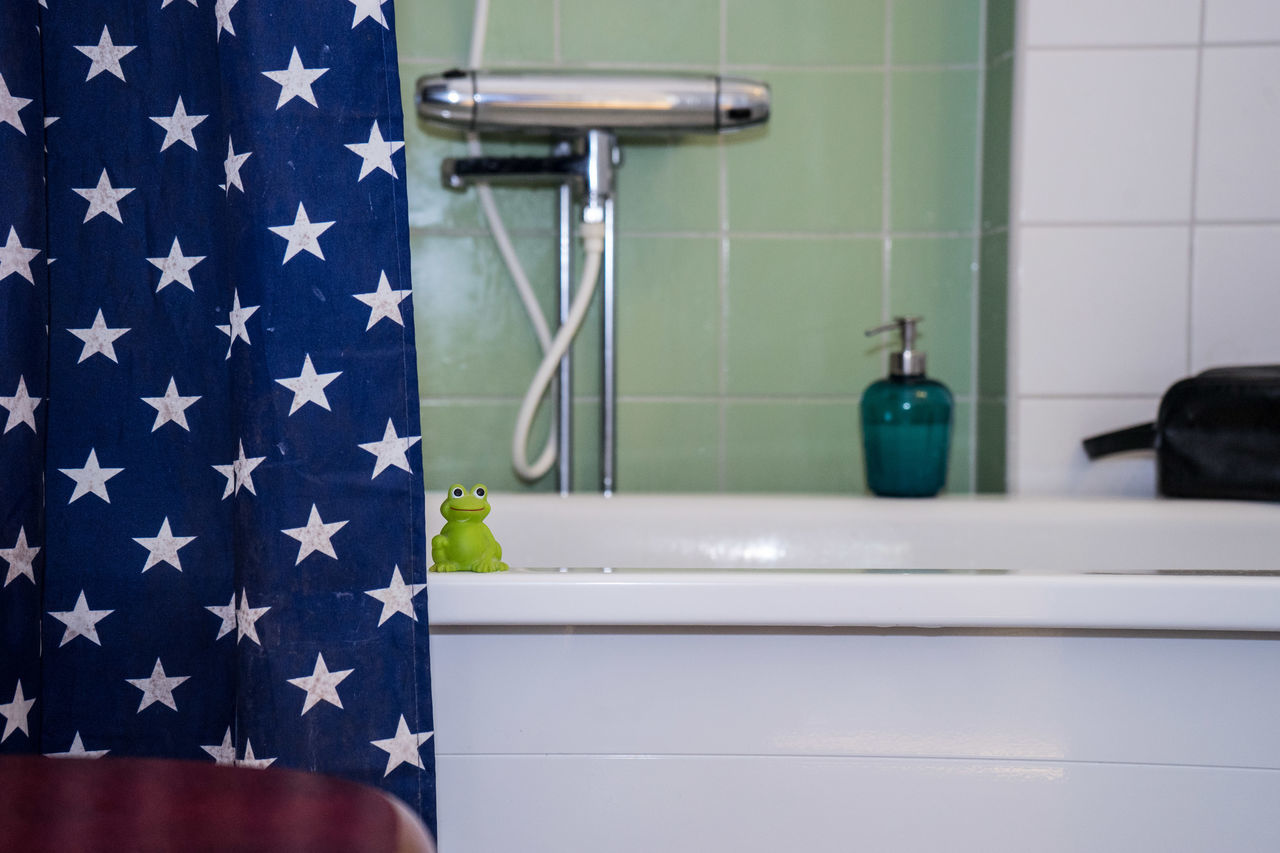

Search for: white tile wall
xmin=1009 ymin=0 xmax=1280 ymax=495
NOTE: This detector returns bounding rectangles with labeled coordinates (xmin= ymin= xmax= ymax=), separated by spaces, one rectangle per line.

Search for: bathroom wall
xmin=1008 ymin=0 xmax=1280 ymax=495
xmin=396 ymin=0 xmax=1013 ymax=494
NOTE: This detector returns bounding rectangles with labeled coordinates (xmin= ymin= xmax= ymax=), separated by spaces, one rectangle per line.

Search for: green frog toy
xmin=429 ymin=483 xmax=509 ymax=573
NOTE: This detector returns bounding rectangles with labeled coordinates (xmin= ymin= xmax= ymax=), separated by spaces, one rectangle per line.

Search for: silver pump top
xmin=865 ymin=316 xmax=926 ymax=377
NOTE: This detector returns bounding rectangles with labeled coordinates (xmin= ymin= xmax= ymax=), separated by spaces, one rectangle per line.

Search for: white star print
xmin=0 ymin=681 xmax=35 ymax=743
xmin=371 ymin=716 xmax=434 ymax=776
xmin=262 ymin=47 xmax=328 ymax=109
xmin=364 ymin=566 xmax=424 ymax=626
xmin=268 ymin=202 xmax=334 ymax=263
xmin=133 ymin=517 xmax=196 ymax=573
xmin=206 ymin=593 xmax=237 ymax=641
xmin=1 ymin=527 xmax=39 ymax=587
xmin=214 ymin=0 xmax=238 ymax=40
xmin=281 ymin=504 xmax=347 ymax=565
xmin=201 ymin=728 xmax=236 ymax=765
xmin=126 ymin=658 xmax=190 ymax=713
xmin=235 ymin=589 xmax=270 ymax=645
xmin=74 ymin=26 xmax=136 ymax=82
xmin=287 ymin=653 xmax=353 ymax=715
xmin=353 ymin=270 xmax=411 ymax=330
xmin=141 ymin=377 xmax=201 ymax=431
xmin=73 ymin=169 xmax=135 ymax=224
xmin=358 ymin=419 xmax=421 ymax=479
xmin=161 ymin=0 xmax=199 ymax=7
xmin=48 ymin=590 xmax=113 ymax=647
xmin=150 ymin=96 xmax=207 ymax=152
xmin=0 ymin=226 xmax=41 ymax=284
xmin=239 ymin=740 xmax=276 ymax=769
xmin=147 ymin=237 xmax=205 ymax=292
xmin=275 ymin=354 xmax=341 ymax=415
xmin=0 ymin=376 xmax=41 ymax=434
xmin=46 ymin=732 xmax=110 ymax=759
xmin=212 ymin=439 xmax=266 ymax=499
xmin=345 ymin=121 xmax=404 ymax=180
xmin=68 ymin=308 xmax=129 ymax=363
xmin=215 ymin=289 xmax=259 ymax=359
xmin=348 ymin=0 xmax=391 ymax=28
xmin=59 ymin=448 xmax=123 ymax=504
xmin=222 ymin=136 xmax=251 ymax=194
xmin=0 ymin=73 xmax=33 ymax=135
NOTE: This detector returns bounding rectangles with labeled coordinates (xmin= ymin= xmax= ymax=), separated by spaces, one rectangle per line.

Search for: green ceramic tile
xmin=985 ymin=0 xmax=1016 ymax=62
xmin=617 ymin=238 xmax=720 ymax=396
xmin=980 ymin=57 xmax=1013 ymax=231
xmin=890 ymin=69 xmax=980 ymax=233
xmin=975 ymin=399 xmax=1007 ymax=493
xmin=569 ymin=400 xmax=602 ymax=491
xmin=724 ymin=401 xmax=863 ymax=492
xmin=888 ymin=236 xmax=974 ymax=395
xmin=891 ymin=0 xmax=981 ymax=66
xmin=395 ymin=0 xmax=555 ymax=64
xmin=727 ymin=238 xmax=882 ymax=395
xmin=726 ymin=0 xmax=885 ymax=67
xmin=945 ymin=399 xmax=973 ymax=493
xmin=411 ymin=233 xmax=560 ymax=398
xmin=420 ymin=400 xmax=556 ymax=494
xmin=976 ymin=231 xmax=1007 ymax=398
xmin=560 ymin=0 xmax=719 ymax=65
xmin=616 ymin=137 xmax=720 ymax=234
xmin=727 ymin=71 xmax=883 ymax=233
xmin=617 ymin=402 xmax=719 ymax=492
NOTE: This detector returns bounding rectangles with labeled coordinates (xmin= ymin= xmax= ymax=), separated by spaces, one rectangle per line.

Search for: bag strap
xmin=1082 ymin=422 xmax=1156 ymax=460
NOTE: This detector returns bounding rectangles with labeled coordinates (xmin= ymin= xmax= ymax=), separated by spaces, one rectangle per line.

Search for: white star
xmin=74 ymin=25 xmax=136 ymax=82
xmin=275 ymin=354 xmax=341 ymax=415
xmin=262 ymin=47 xmax=328 ymax=110
xmin=162 ymin=0 xmax=200 ymax=7
xmin=281 ymin=504 xmax=347 ymax=565
xmin=214 ymin=0 xmax=238 ymax=40
xmin=0 ymin=681 xmax=35 ymax=743
xmin=236 ymin=589 xmax=270 ymax=645
xmin=358 ymin=419 xmax=421 ymax=479
xmin=286 ymin=653 xmax=353 ymax=715
xmin=353 ymin=270 xmax=411 ymax=330
xmin=2 ymin=527 xmax=39 ymax=587
xmin=148 ymin=237 xmax=205 ymax=292
xmin=345 ymin=121 xmax=404 ymax=180
xmin=126 ymin=658 xmax=190 ymax=713
xmin=201 ymin=727 xmax=236 ymax=765
xmin=371 ymin=715 xmax=433 ymax=776
xmin=132 ymin=517 xmax=196 ymax=573
xmin=72 ymin=169 xmax=135 ymax=223
xmin=141 ymin=377 xmax=201 ymax=431
xmin=0 ymin=226 xmax=41 ymax=284
xmin=46 ymin=732 xmax=110 ymax=759
xmin=48 ymin=590 xmax=113 ymax=647
xmin=206 ymin=593 xmax=237 ymax=641
xmin=364 ymin=566 xmax=424 ymax=626
xmin=0 ymin=73 xmax=33 ymax=135
xmin=222 ymin=136 xmax=251 ymax=194
xmin=0 ymin=376 xmax=41 ymax=434
xmin=215 ymin=289 xmax=259 ymax=358
xmin=59 ymin=448 xmax=123 ymax=504
xmin=348 ymin=0 xmax=390 ymax=28
xmin=238 ymin=740 xmax=276 ymax=769
xmin=268 ymin=202 xmax=333 ymax=263
xmin=212 ymin=439 xmax=266 ymax=499
xmin=68 ymin=308 xmax=129 ymax=363
xmin=150 ymin=96 xmax=207 ymax=152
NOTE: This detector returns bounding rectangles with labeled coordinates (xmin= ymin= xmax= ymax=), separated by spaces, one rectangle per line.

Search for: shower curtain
xmin=0 ymin=0 xmax=434 ymax=833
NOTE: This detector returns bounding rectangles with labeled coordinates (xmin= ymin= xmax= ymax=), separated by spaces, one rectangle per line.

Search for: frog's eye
xmin=472 ymin=485 xmax=487 ymax=499
xmin=450 ymin=486 xmax=464 ymax=499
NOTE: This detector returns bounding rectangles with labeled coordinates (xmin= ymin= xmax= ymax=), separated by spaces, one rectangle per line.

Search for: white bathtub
xmin=427 ymin=496 xmax=1280 ymax=853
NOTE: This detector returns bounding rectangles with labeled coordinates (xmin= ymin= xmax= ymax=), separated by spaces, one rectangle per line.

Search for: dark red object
xmin=0 ymin=756 xmax=434 ymax=853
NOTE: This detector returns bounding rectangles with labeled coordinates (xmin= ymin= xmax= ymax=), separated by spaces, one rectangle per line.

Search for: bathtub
xmin=427 ymin=495 xmax=1280 ymax=853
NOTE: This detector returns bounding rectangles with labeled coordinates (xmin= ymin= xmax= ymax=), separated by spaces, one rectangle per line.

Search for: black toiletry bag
xmin=1082 ymin=365 xmax=1280 ymax=501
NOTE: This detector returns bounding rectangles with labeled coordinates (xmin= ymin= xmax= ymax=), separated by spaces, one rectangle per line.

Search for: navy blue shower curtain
xmin=0 ymin=0 xmax=434 ymax=832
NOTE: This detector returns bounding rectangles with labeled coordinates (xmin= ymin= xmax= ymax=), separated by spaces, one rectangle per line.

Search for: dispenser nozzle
xmin=865 ymin=316 xmax=925 ymax=376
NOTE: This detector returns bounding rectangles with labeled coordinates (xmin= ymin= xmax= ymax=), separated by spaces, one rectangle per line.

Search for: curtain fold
xmin=1 ymin=0 xmax=433 ymax=833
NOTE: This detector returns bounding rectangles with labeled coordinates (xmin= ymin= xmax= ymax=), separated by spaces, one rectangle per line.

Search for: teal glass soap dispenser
xmin=860 ymin=317 xmax=953 ymax=497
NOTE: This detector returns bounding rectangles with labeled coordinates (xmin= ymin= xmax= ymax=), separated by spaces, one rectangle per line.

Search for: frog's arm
xmin=430 ymin=532 xmax=449 ymax=564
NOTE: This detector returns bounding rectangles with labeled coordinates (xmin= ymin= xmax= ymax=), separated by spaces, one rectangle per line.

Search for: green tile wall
xmin=396 ymin=0 xmax=1012 ymax=494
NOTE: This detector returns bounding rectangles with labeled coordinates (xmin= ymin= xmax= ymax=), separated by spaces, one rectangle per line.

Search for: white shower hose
xmin=466 ymin=0 xmax=603 ymax=482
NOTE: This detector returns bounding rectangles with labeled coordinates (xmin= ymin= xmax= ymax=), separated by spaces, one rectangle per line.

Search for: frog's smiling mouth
xmin=452 ymin=507 xmax=484 ymax=512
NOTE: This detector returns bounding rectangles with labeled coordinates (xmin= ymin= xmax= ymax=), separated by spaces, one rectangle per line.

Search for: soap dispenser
xmin=860 ymin=316 xmax=953 ymax=497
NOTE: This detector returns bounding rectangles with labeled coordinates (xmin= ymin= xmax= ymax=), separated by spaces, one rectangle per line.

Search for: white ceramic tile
xmin=1015 ymin=397 xmax=1160 ymax=496
xmin=1191 ymin=225 xmax=1280 ymax=369
xmin=1016 ymin=227 xmax=1189 ymax=395
xmin=1018 ymin=50 xmax=1198 ymax=222
xmin=1025 ymin=0 xmax=1203 ymax=47
xmin=1205 ymin=0 xmax=1280 ymax=42
xmin=437 ymin=755 xmax=1280 ymax=853
xmin=1196 ymin=47 xmax=1280 ymax=220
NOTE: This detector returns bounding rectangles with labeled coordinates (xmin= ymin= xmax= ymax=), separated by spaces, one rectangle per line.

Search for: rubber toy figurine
xmin=429 ymin=483 xmax=509 ymax=573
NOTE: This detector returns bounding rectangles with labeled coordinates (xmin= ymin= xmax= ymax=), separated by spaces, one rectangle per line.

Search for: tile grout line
xmin=880 ymin=1 xmax=894 ymax=326
xmin=552 ymin=0 xmax=561 ymax=65
xmin=1185 ymin=1 xmax=1208 ymax=375
xmin=968 ymin=0 xmax=990 ymax=493
xmin=410 ymin=227 xmax=989 ymax=240
xmin=717 ymin=0 xmax=730 ymax=492
xmin=399 ymin=56 xmax=987 ymax=73
xmin=1023 ymin=39 xmax=1280 ymax=52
